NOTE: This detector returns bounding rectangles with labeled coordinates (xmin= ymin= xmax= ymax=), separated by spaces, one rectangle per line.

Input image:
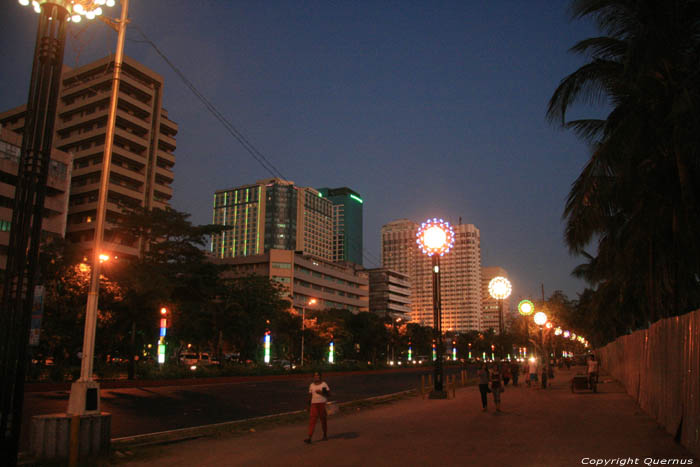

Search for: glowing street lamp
xmin=533 ymin=312 xmax=548 ymax=326
xmin=488 ymin=276 xmax=512 ymax=336
xmin=518 ymin=299 xmax=534 ymax=316
xmin=416 ymin=218 xmax=455 ymax=398
xmin=299 ymin=298 xmax=317 ymax=367
xmin=328 ymin=338 xmax=335 ymax=364
xmin=533 ymin=311 xmax=547 ymax=363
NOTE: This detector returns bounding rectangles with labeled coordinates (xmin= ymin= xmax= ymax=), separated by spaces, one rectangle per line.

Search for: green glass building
xmin=318 ymin=187 xmax=364 ymax=266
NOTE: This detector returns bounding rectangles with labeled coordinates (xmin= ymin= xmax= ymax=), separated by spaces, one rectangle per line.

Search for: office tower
xmin=481 ymin=266 xmax=510 ymax=333
xmin=211 ymin=178 xmax=334 ymax=261
xmin=317 ymin=187 xmax=363 ymax=265
xmin=0 ymin=127 xmax=71 ymax=268
xmin=381 ymin=219 xmax=482 ymax=332
xmin=0 ymin=55 xmax=177 ymax=259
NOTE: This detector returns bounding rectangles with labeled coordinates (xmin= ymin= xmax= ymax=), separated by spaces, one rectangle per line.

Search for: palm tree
xmin=548 ymin=0 xmax=700 ymax=339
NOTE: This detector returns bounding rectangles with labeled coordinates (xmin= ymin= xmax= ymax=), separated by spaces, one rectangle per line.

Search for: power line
xmin=131 ymin=26 xmax=381 ymax=268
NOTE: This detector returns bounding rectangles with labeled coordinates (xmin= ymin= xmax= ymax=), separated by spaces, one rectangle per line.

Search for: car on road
xmin=270 ymin=359 xmax=293 ymax=370
xmin=179 ymin=352 xmax=200 ymax=366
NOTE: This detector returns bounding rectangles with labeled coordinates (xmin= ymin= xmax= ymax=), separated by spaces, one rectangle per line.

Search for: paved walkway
xmin=119 ymin=367 xmax=696 ymax=466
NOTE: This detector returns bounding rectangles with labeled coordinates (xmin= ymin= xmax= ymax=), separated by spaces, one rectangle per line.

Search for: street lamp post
xmin=416 ymin=218 xmax=455 ymax=398
xmin=1 ymin=2 xmax=117 ymax=463
xmin=533 ymin=311 xmax=547 ymax=361
xmin=488 ymin=276 xmax=512 ymax=358
xmin=67 ymin=0 xmax=129 ymax=416
xmin=518 ymin=299 xmax=534 ymax=356
xmin=300 ymin=298 xmax=317 ymax=367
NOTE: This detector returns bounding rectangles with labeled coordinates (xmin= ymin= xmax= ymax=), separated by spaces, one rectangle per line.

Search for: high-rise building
xmin=381 ymin=219 xmax=482 ymax=332
xmin=367 ymin=268 xmax=411 ymax=319
xmin=0 ymin=127 xmax=71 ymax=268
xmin=0 ymin=55 xmax=177 ymax=259
xmin=481 ymin=266 xmax=510 ymax=333
xmin=211 ymin=178 xmax=334 ymax=261
xmin=317 ymin=187 xmax=363 ymax=265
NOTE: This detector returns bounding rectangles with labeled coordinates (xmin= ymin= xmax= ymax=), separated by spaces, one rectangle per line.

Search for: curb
xmin=111 ymin=389 xmax=418 ymax=449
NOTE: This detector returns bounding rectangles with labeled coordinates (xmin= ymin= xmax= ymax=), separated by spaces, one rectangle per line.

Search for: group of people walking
xmin=477 ymin=358 xmax=556 ymax=411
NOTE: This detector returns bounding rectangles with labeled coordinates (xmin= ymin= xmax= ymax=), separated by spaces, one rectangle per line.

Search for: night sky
xmin=0 ymin=1 xmax=600 ymax=302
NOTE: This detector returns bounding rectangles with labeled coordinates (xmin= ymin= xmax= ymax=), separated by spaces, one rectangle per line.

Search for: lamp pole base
xmin=67 ymin=381 xmax=101 ymax=416
xmin=428 ymin=390 xmax=448 ymax=399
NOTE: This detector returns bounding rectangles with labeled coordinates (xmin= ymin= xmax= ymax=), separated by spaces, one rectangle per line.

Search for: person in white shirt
xmin=305 ymin=372 xmax=330 ymax=443
xmin=587 ymin=355 xmax=599 ymax=382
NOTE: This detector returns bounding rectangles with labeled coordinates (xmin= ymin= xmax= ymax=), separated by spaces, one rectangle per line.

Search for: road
xmin=21 ymin=366 xmax=465 ymax=450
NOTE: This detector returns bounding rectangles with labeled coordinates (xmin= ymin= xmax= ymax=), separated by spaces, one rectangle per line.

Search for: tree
xmin=547 ymin=0 xmax=700 ymax=342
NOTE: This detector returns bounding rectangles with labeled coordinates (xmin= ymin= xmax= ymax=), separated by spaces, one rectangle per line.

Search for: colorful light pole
xmin=329 ymin=339 xmax=335 ymax=364
xmin=452 ymin=340 xmax=457 ymax=361
xmin=264 ymin=330 xmax=271 ymax=364
xmin=408 ymin=341 xmax=412 ymax=361
xmin=157 ymin=307 xmax=168 ymax=364
xmin=416 ymin=218 xmax=455 ymax=398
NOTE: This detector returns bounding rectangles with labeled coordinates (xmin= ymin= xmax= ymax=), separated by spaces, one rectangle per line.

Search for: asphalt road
xmin=21 ymin=366 xmax=467 ymax=450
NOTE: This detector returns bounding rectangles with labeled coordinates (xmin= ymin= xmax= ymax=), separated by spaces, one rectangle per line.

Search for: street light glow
xmin=533 ymin=311 xmax=547 ymax=326
xmin=488 ymin=276 xmax=512 ymax=300
xmin=518 ymin=299 xmax=534 ymax=316
xmin=416 ymin=218 xmax=455 ymax=256
xmin=18 ymin=0 xmax=116 ymax=21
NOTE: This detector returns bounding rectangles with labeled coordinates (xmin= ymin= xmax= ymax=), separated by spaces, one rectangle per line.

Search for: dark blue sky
xmin=0 ymin=1 xmax=600 ymax=301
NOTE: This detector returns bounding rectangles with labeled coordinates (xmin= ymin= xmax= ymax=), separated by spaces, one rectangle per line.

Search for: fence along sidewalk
xmin=597 ymin=308 xmax=700 ymax=459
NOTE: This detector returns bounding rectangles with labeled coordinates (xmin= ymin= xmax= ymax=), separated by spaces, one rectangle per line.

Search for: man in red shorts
xmin=304 ymin=371 xmax=330 ymax=443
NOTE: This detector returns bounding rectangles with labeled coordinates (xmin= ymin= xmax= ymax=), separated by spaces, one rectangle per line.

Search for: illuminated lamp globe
xmin=554 ymin=327 xmax=562 ymax=336
xmin=488 ymin=276 xmax=512 ymax=300
xmin=563 ymin=330 xmax=570 ymax=338
xmin=518 ymin=299 xmax=534 ymax=316
xmin=533 ymin=311 xmax=547 ymax=326
xmin=18 ymin=0 xmax=117 ymax=21
xmin=416 ymin=218 xmax=455 ymax=256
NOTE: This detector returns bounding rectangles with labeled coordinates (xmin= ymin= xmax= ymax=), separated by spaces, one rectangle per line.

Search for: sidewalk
xmin=118 ymin=367 xmax=696 ymax=466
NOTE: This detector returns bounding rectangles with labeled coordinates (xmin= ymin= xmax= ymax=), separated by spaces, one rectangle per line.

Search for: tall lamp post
xmin=416 ymin=218 xmax=455 ymax=399
xmin=533 ymin=311 xmax=547 ymax=365
xmin=488 ymin=276 xmax=512 ymax=337
xmin=518 ymin=299 xmax=534 ymax=356
xmin=488 ymin=276 xmax=512 ymax=359
xmin=67 ymin=0 xmax=129 ymax=417
xmin=1 ymin=2 xmax=116 ymax=464
xmin=300 ymin=298 xmax=317 ymax=367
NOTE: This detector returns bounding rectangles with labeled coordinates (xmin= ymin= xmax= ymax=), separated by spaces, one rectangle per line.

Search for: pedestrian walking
xmin=304 ymin=371 xmax=330 ymax=444
xmin=490 ymin=363 xmax=503 ymax=412
xmin=541 ymin=361 xmax=549 ymax=388
xmin=477 ymin=362 xmax=490 ymax=411
xmin=510 ymin=360 xmax=520 ymax=386
xmin=502 ymin=362 xmax=512 ymax=386
xmin=528 ymin=357 xmax=538 ymax=388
